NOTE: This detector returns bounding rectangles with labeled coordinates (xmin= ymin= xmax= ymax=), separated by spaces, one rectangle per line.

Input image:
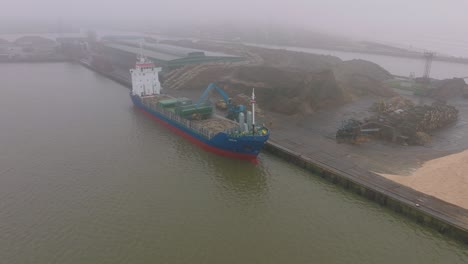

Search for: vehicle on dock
xmin=130 ymin=54 xmax=269 ymax=161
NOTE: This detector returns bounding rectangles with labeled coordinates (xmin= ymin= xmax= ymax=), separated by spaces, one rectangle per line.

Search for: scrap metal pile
xmin=337 ymin=97 xmax=459 ymax=145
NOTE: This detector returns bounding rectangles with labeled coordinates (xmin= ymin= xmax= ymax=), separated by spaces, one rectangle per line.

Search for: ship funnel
xmin=246 ymin=111 xmax=252 ymax=132
xmin=243 ymin=123 xmax=249 ymax=133
xmin=239 ymin=112 xmax=245 ymax=132
xmin=251 ymin=88 xmax=256 ymax=127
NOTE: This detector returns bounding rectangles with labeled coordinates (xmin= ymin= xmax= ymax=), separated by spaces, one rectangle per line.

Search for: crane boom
xmin=196 ymin=83 xmax=230 ymax=106
xmin=195 ymin=82 xmax=246 ymax=121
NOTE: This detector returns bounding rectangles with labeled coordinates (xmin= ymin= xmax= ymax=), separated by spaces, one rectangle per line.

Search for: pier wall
xmin=264 ymin=140 xmax=468 ymax=244
xmin=79 ymin=60 xmax=131 ymax=88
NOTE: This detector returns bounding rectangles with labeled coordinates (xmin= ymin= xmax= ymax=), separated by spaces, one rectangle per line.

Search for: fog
xmin=2 ymin=0 xmax=468 ymax=56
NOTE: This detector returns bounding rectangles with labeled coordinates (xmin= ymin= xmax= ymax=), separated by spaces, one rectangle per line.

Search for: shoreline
xmin=241 ymin=42 xmax=468 ymax=65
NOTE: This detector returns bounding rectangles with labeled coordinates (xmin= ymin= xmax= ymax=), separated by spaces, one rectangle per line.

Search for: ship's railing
xmin=223 ymin=126 xmax=269 ymax=137
xmin=141 ymin=98 xmax=269 ymax=139
xmin=142 ymin=99 xmax=215 ymax=140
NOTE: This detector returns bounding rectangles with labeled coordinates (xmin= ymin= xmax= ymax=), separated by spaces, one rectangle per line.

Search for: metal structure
xmin=423 ymin=51 xmax=435 ymax=81
xmin=251 ymin=89 xmax=256 ymax=134
xmin=196 ymin=83 xmax=246 ymax=121
xmin=414 ymin=51 xmax=435 ymax=98
xmin=336 ymin=119 xmax=381 ymax=144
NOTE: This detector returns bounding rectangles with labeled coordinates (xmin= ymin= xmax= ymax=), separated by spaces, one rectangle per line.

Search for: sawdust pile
xmin=161 ymin=40 xmax=395 ymax=115
xmin=381 ymin=150 xmax=468 ymax=209
xmin=429 ymin=78 xmax=467 ymax=99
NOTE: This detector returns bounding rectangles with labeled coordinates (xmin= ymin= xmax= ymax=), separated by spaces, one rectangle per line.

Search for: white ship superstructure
xmin=130 ymin=54 xmax=162 ymax=96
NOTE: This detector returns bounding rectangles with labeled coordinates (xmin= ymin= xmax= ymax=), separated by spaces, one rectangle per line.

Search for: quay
xmin=264 ymin=139 xmax=468 ymax=244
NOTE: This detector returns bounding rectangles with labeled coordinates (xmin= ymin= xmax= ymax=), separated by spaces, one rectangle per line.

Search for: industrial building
xmin=0 ymin=36 xmax=61 ymax=62
xmin=100 ymin=40 xmax=244 ymax=71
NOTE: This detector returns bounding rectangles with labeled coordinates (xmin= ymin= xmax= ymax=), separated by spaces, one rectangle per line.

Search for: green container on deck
xmin=175 ymin=98 xmax=192 ymax=107
xmin=176 ymin=104 xmax=213 ymax=119
xmin=158 ymin=98 xmax=178 ymax=108
xmin=159 ymin=98 xmax=192 ymax=109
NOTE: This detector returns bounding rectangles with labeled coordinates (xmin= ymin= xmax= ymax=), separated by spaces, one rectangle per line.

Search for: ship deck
xmin=191 ymin=118 xmax=238 ymax=134
xmin=141 ymin=95 xmax=238 ymax=135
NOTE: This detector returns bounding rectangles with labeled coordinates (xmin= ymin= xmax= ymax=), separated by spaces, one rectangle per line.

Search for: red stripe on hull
xmin=135 ymin=106 xmax=258 ymax=162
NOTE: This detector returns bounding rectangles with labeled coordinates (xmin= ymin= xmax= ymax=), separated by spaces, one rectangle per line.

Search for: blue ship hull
xmin=131 ymin=94 xmax=269 ymax=160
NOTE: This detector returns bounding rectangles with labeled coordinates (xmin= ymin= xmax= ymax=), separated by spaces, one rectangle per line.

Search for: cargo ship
xmin=130 ymin=55 xmax=269 ymax=161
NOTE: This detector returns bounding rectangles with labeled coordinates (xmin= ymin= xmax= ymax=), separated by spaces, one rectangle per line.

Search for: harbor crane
xmin=196 ymin=83 xmax=246 ymax=121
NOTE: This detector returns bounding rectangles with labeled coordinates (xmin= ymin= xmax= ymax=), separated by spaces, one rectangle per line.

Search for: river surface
xmin=0 ymin=63 xmax=467 ymax=263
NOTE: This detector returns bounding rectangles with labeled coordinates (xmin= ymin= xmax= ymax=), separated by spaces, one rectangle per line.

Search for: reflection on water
xmin=131 ymin=106 xmax=269 ymax=200
xmin=211 ymin=158 xmax=268 ymax=199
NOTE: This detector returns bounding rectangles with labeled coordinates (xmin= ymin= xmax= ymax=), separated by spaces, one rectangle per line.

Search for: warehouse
xmin=100 ymin=40 xmax=243 ymax=71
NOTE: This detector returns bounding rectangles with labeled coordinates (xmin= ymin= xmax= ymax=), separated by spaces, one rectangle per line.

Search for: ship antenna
xmin=139 ymin=41 xmax=144 ymax=62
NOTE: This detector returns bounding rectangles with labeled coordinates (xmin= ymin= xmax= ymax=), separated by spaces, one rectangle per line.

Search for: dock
xmin=79 ymin=59 xmax=132 ymax=88
xmin=264 ymin=137 xmax=468 ymax=244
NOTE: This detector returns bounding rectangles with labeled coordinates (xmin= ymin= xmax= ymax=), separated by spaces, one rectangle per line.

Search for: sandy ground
xmin=381 ymin=149 xmax=468 ymax=209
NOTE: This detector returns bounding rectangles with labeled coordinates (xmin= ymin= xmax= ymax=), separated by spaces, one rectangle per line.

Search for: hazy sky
xmin=3 ymin=0 xmax=468 ymax=55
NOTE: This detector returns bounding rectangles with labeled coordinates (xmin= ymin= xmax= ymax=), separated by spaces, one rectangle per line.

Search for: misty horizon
xmin=1 ymin=0 xmax=468 ymax=56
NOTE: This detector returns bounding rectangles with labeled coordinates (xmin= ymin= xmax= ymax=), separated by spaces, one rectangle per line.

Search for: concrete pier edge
xmin=264 ymin=140 xmax=468 ymax=244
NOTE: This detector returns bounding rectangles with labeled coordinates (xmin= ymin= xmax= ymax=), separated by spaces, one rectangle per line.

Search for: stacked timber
xmin=409 ymin=103 xmax=458 ymax=132
xmin=372 ymin=99 xmax=458 ymax=133
xmin=370 ymin=96 xmax=414 ymax=114
xmin=380 ymin=101 xmax=458 ymax=145
xmin=339 ymin=97 xmax=459 ymax=145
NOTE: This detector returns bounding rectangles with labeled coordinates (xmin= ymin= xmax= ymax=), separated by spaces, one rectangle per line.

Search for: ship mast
xmin=138 ymin=41 xmax=145 ymax=62
xmin=251 ymin=88 xmax=256 ymax=134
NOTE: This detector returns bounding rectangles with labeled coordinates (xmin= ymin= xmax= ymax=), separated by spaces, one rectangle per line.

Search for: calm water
xmin=0 ymin=63 xmax=467 ymax=263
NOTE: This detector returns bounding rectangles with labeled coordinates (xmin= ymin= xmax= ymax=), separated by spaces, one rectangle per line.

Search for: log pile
xmin=408 ymin=103 xmax=458 ymax=132
xmin=371 ymin=98 xmax=458 ymax=133
xmin=370 ymin=96 xmax=414 ymax=114
xmin=339 ymin=97 xmax=459 ymax=145
xmin=378 ymin=101 xmax=458 ymax=144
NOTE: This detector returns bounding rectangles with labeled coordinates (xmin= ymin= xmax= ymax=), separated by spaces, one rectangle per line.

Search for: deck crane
xmin=195 ymin=83 xmax=246 ymax=121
